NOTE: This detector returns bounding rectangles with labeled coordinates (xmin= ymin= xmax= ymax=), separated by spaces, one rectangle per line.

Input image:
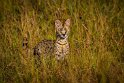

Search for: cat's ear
xmin=55 ymin=20 xmax=62 ymax=29
xmin=65 ymin=19 xmax=71 ymax=27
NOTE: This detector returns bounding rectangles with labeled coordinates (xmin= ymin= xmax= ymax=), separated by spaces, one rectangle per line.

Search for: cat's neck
xmin=56 ymin=38 xmax=68 ymax=45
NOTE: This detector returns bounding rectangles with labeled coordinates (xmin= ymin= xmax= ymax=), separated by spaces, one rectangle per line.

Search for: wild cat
xmin=33 ymin=19 xmax=71 ymax=60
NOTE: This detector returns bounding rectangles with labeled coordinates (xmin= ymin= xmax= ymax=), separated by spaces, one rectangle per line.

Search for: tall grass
xmin=0 ymin=0 xmax=124 ymax=83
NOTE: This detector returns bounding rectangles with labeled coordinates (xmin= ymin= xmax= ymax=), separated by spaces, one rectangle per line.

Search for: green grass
xmin=0 ymin=0 xmax=124 ymax=83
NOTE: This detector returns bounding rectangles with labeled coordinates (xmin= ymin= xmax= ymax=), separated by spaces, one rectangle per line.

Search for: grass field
xmin=0 ymin=0 xmax=124 ymax=83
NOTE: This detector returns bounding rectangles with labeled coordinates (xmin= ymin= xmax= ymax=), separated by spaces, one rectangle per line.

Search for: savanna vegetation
xmin=0 ymin=0 xmax=124 ymax=83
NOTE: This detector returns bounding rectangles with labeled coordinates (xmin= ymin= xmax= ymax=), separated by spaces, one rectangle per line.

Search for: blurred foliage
xmin=0 ymin=0 xmax=124 ymax=83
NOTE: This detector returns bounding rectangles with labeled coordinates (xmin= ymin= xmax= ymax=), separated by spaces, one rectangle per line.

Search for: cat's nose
xmin=62 ymin=34 xmax=65 ymax=36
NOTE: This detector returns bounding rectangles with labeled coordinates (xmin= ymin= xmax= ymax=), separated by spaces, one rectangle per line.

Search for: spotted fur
xmin=34 ymin=19 xmax=71 ymax=60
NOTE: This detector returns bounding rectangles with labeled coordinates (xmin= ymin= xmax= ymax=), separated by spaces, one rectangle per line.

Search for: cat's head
xmin=55 ymin=19 xmax=71 ymax=39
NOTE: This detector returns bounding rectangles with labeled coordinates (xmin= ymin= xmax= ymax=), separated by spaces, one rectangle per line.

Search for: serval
xmin=33 ymin=19 xmax=71 ymax=60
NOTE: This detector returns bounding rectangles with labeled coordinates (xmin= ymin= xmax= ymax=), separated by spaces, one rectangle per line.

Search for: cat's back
xmin=34 ymin=39 xmax=55 ymax=56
